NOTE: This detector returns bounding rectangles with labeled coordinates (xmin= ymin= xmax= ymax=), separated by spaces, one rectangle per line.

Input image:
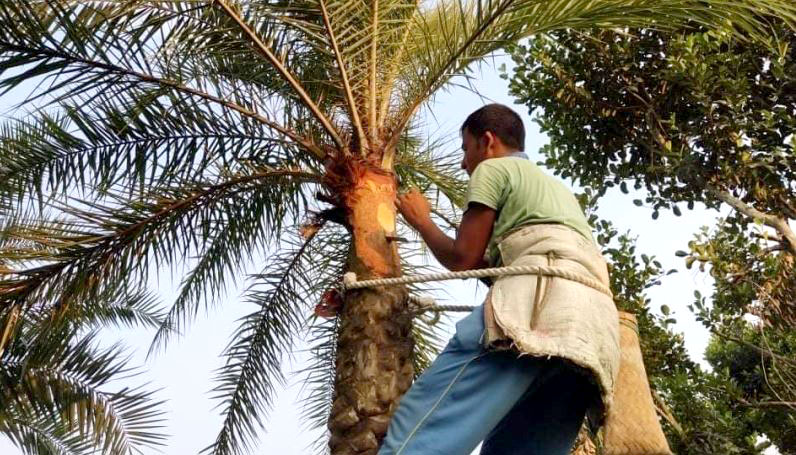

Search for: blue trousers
xmin=379 ymin=305 xmax=595 ymax=455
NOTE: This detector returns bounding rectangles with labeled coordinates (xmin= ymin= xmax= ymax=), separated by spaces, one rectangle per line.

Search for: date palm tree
xmin=1 ymin=1 xmax=794 ymax=454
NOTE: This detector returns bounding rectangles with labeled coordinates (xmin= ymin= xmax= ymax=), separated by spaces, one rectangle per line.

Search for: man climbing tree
xmin=382 ymin=104 xmax=619 ymax=455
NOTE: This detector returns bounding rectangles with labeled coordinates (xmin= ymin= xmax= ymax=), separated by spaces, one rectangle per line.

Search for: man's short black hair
xmin=461 ymin=103 xmax=525 ymax=151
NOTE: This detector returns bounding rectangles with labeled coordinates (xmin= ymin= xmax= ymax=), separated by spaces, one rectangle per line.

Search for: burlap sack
xmin=602 ymin=312 xmax=673 ymax=455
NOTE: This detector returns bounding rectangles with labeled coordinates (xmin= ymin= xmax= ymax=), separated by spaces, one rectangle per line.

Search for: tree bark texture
xmin=328 ymin=168 xmax=414 ymax=455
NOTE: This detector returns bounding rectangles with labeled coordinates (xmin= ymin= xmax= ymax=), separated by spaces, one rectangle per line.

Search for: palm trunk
xmin=328 ymin=167 xmax=414 ymax=455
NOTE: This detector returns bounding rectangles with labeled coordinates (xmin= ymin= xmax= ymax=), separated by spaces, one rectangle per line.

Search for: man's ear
xmin=483 ymin=131 xmax=497 ymax=155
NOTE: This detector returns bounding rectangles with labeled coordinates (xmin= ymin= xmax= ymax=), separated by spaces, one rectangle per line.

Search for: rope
xmin=407 ymin=295 xmax=476 ymax=313
xmin=421 ymin=305 xmax=476 ymax=312
xmin=343 ymin=264 xmax=613 ymax=297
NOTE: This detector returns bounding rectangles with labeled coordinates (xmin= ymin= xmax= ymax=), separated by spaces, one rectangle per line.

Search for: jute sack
xmin=602 ymin=312 xmax=672 ymax=455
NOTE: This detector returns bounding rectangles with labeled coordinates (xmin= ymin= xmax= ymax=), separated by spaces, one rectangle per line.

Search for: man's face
xmin=460 ymin=128 xmax=488 ymax=176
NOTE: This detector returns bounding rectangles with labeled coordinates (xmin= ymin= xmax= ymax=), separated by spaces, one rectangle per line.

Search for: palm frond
xmin=63 ymin=286 xmax=165 ymax=332
xmin=0 ymin=1 xmax=327 ymax=160
xmin=0 ymin=90 xmax=318 ymax=211
xmin=213 ymin=0 xmax=345 ymax=149
xmin=224 ymin=0 xmax=420 ymax=148
xmin=317 ymin=0 xmax=368 ymax=149
xmin=386 ymin=0 xmax=796 ymax=147
xmin=312 ymin=0 xmax=420 ymax=146
xmin=292 ymin=227 xmax=349 ymax=455
xmin=206 ymin=224 xmax=349 ymax=455
xmin=0 ymin=165 xmax=320 ymax=326
xmin=1 ymin=330 xmax=167 ymax=455
xmin=394 ymin=133 xmax=467 ymax=210
xmin=296 ymin=317 xmax=338 ymax=455
xmin=149 ymin=165 xmax=320 ymax=355
xmin=1 ymin=417 xmax=92 ymax=455
xmin=4 ymin=285 xmax=166 ymax=357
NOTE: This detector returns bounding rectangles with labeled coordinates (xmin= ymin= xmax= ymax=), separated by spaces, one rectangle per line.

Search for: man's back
xmin=465 ymin=156 xmax=593 ymax=265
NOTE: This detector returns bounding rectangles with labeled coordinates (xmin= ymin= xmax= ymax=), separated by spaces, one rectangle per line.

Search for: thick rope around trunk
xmin=343 ymin=265 xmax=612 ymax=296
xmin=344 ymin=264 xmax=612 ymax=314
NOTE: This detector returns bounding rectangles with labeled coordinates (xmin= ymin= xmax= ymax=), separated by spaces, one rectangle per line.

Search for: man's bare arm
xmin=397 ymin=189 xmax=495 ymax=272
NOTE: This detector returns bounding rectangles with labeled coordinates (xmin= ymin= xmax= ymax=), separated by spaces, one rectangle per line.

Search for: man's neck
xmin=492 ymin=150 xmax=528 ymax=160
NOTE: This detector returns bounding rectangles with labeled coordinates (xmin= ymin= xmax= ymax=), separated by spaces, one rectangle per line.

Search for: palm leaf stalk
xmin=1 ymin=0 xmax=795 ymax=454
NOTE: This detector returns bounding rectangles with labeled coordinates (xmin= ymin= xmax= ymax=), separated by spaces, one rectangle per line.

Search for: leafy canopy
xmin=507 ymin=23 xmax=796 ymax=454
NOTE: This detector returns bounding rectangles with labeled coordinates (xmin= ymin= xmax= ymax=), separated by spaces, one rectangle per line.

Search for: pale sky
xmin=0 ymin=55 xmax=727 ymax=455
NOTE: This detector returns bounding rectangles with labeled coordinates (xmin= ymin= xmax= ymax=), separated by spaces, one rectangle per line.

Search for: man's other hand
xmin=397 ymin=188 xmax=432 ymax=230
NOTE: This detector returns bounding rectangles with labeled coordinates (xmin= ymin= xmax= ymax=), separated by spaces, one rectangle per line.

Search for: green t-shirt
xmin=465 ymin=156 xmax=594 ymax=265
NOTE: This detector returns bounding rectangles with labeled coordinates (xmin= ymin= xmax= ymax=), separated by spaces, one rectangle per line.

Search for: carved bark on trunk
xmin=328 ymin=168 xmax=415 ymax=455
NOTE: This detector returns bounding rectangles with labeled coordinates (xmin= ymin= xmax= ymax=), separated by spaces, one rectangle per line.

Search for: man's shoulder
xmin=478 ymin=156 xmax=545 ymax=183
xmin=478 ymin=156 xmax=536 ymax=173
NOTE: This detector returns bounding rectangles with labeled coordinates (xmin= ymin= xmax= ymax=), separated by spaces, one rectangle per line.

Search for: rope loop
xmin=345 ymin=265 xmax=612 ymax=316
xmin=342 ymin=264 xmax=612 ymax=298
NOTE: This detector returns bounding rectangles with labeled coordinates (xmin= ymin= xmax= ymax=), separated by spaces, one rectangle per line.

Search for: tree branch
xmin=711 ymin=329 xmax=796 ymax=368
xmin=652 ymin=389 xmax=685 ymax=438
xmin=705 ymin=184 xmax=796 ymax=256
xmin=737 ymin=398 xmax=796 ymax=410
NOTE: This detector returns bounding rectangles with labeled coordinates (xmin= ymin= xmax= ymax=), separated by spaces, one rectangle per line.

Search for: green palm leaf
xmin=207 ymin=224 xmax=346 ymax=455
xmin=1 ymin=329 xmax=166 ymax=455
xmin=0 ymin=87 xmax=321 ymax=211
xmin=149 ymin=164 xmax=321 ymax=355
xmin=292 ymin=226 xmax=349 ymax=454
xmin=1 ymin=165 xmax=320 ymax=312
xmin=296 ymin=317 xmax=339 ymax=455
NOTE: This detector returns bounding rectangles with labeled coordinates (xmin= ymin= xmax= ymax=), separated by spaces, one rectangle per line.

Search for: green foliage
xmin=506 ymin=27 xmax=795 ymax=220
xmin=705 ymin=327 xmax=796 ymax=453
xmin=509 ymin=24 xmax=796 ymax=454
xmin=4 ymin=0 xmax=796 ymax=453
xmin=588 ymin=208 xmax=771 ymax=454
xmin=207 ymin=225 xmax=344 ymax=455
xmin=0 ymin=327 xmax=166 ymax=455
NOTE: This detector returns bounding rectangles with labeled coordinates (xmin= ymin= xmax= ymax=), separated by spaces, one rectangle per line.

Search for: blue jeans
xmin=379 ymin=305 xmax=595 ymax=455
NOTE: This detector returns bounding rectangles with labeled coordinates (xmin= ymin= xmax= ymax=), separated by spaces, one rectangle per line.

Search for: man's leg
xmin=479 ymin=360 xmax=597 ymax=455
xmin=379 ymin=306 xmax=552 ymax=455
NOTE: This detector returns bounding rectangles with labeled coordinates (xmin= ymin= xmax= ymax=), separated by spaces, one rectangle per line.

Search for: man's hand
xmin=396 ymin=188 xmax=432 ymax=230
xmin=396 ymin=187 xmax=495 ymax=272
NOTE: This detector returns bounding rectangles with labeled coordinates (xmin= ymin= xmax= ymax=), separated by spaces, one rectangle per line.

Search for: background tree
xmin=588 ymin=209 xmax=772 ymax=454
xmin=507 ymin=23 xmax=796 ymax=454
xmin=2 ymin=1 xmax=795 ymax=454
